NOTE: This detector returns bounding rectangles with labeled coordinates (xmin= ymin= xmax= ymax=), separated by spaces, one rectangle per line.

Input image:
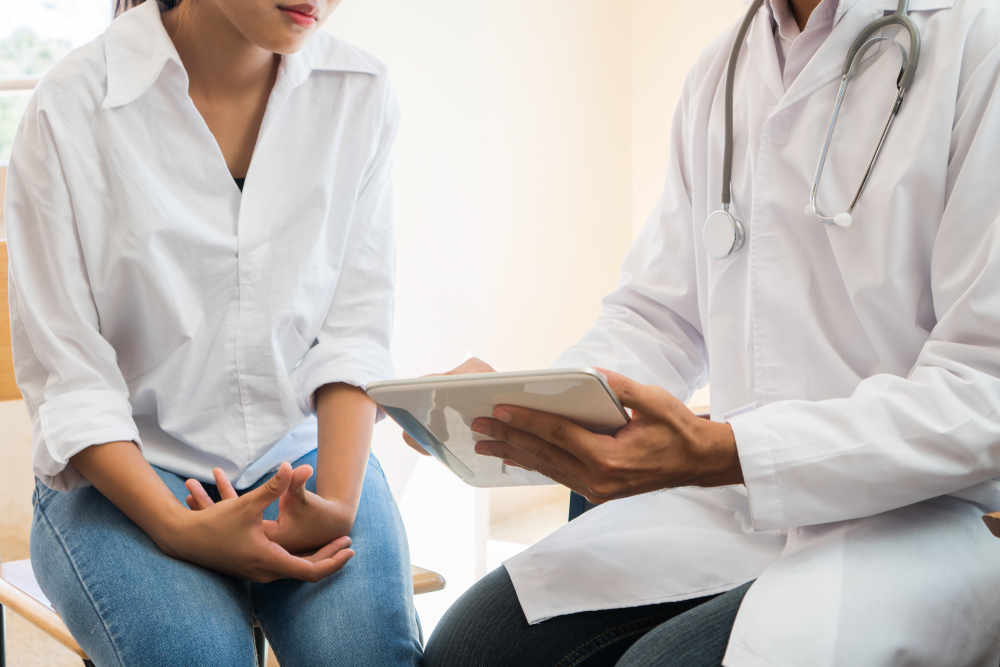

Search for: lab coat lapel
xmin=747 ymin=4 xmax=786 ymax=102
xmin=773 ymin=0 xmax=882 ymax=115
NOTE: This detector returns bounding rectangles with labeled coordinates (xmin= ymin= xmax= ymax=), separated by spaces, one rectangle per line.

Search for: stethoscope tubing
xmin=712 ymin=0 xmax=921 ymax=255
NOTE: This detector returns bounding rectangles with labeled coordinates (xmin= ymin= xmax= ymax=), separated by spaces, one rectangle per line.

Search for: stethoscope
xmin=703 ymin=0 xmax=921 ymax=260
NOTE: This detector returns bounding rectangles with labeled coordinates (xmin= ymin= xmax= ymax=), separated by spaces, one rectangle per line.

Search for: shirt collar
xmin=744 ymin=0 xmax=954 ymax=36
xmin=103 ymin=0 xmax=379 ymax=110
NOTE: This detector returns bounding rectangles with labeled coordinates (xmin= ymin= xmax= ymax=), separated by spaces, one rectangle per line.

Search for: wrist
xmin=314 ymin=494 xmax=357 ymax=537
xmin=149 ymin=500 xmax=192 ymax=556
xmin=692 ymin=420 xmax=744 ymax=487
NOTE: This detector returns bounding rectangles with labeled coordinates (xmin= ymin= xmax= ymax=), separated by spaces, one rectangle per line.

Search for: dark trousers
xmin=423 ymin=566 xmax=752 ymax=667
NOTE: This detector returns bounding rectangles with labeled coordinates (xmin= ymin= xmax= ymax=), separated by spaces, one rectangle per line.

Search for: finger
xmin=476 ymin=440 xmax=605 ymax=502
xmin=472 ymin=417 xmax=592 ymax=482
xmin=261 ymin=519 xmax=280 ymax=542
xmin=402 ymin=432 xmax=432 ymax=456
xmin=212 ymin=468 xmax=239 ymax=501
xmin=185 ymin=479 xmax=214 ymax=510
xmin=443 ymin=357 xmax=495 ymax=375
xmin=502 ymin=459 xmax=527 ymax=470
xmin=260 ymin=541 xmax=352 ymax=583
xmin=483 ymin=406 xmax=601 ymax=466
xmin=303 ymin=536 xmax=353 ymax=562
xmin=599 ymin=369 xmax=686 ymax=415
xmin=246 ymin=462 xmax=293 ymax=510
xmin=290 ymin=464 xmax=312 ymax=496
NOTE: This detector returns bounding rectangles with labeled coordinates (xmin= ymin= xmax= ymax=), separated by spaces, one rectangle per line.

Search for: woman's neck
xmin=162 ymin=2 xmax=278 ymax=101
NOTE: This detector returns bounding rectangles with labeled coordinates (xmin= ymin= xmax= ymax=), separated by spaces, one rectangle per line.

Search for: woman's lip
xmin=278 ymin=5 xmax=318 ymax=26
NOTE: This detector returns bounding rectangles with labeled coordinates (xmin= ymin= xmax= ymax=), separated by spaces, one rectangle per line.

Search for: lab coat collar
xmin=103 ymin=0 xmax=378 ymax=110
xmin=742 ymin=0 xmax=954 ymax=26
xmin=765 ymin=0 xmax=954 ymax=115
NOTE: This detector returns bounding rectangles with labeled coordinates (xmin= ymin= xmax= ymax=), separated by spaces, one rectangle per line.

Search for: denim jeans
xmin=30 ymin=450 xmax=422 ymax=667
xmin=423 ymin=566 xmax=750 ymax=667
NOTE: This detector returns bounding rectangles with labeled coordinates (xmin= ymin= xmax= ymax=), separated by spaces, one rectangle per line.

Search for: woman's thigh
xmin=30 ymin=473 xmax=257 ymax=667
xmin=423 ymin=566 xmax=723 ymax=667
xmin=251 ymin=450 xmax=422 ymax=667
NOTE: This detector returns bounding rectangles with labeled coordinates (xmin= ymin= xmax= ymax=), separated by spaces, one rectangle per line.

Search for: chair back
xmin=0 ymin=240 xmax=21 ymax=401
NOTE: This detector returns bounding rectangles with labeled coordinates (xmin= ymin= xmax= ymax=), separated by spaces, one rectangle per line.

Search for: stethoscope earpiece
xmin=804 ymin=205 xmax=853 ymax=228
xmin=833 ymin=212 xmax=853 ymax=228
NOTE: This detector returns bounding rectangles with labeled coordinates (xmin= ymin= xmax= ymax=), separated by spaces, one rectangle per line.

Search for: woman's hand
xmin=169 ymin=462 xmax=354 ymax=582
xmin=186 ymin=464 xmax=354 ymax=555
xmin=401 ymin=357 xmax=497 ymax=456
xmin=470 ymin=369 xmax=743 ymax=504
xmin=70 ymin=442 xmax=351 ymax=584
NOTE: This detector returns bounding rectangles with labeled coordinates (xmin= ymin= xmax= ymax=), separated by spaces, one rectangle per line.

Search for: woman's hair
xmin=114 ymin=0 xmax=183 ymax=18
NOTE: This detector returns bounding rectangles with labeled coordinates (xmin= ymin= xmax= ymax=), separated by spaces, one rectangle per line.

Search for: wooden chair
xmin=0 ymin=240 xmax=445 ymax=666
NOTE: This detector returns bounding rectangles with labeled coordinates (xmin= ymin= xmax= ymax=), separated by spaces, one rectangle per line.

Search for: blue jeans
xmin=30 ymin=450 xmax=422 ymax=667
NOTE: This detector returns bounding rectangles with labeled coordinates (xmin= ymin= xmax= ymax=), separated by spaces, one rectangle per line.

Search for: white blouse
xmin=5 ymin=0 xmax=400 ymax=491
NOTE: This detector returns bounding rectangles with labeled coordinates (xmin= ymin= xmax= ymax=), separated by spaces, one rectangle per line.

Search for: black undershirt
xmin=234 ymin=177 xmax=245 ymax=192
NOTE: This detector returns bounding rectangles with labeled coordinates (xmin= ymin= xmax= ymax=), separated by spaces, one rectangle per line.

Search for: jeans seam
xmin=555 ymin=611 xmax=675 ymax=667
xmin=35 ymin=492 xmax=126 ymax=667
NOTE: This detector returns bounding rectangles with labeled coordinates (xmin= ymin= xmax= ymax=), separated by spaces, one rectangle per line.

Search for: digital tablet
xmin=366 ymin=368 xmax=630 ymax=487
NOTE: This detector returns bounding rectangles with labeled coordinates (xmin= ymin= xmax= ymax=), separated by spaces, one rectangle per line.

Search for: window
xmin=0 ymin=0 xmax=112 ymax=162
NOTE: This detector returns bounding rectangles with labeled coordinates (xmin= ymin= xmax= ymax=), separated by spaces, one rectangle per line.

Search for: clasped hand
xmin=163 ymin=462 xmax=355 ymax=583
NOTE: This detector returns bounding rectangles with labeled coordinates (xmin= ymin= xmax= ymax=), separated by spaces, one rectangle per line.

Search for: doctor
xmin=419 ymin=0 xmax=1000 ymax=664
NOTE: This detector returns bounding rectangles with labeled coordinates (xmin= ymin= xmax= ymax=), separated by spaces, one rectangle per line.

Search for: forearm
xmin=70 ymin=441 xmax=186 ymax=552
xmin=314 ymin=382 xmax=377 ymax=530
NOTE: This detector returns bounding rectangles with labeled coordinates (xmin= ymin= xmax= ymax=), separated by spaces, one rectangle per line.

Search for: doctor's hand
xmin=471 ymin=370 xmax=743 ymax=504
xmin=400 ymin=357 xmax=497 ymax=456
xmin=185 ymin=463 xmax=354 ymax=556
xmin=173 ymin=462 xmax=354 ymax=582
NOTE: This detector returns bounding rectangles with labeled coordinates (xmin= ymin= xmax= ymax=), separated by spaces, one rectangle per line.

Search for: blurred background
xmin=0 ymin=0 xmax=741 ymax=663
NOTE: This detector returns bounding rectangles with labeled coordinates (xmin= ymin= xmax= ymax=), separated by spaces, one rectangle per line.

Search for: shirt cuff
xmin=293 ymin=337 xmax=395 ymax=413
xmin=729 ymin=409 xmax=788 ymax=531
xmin=34 ymin=389 xmax=142 ymax=491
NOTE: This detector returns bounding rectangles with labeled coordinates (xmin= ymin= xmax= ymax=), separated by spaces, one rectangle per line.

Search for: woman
xmin=4 ymin=0 xmax=420 ymax=664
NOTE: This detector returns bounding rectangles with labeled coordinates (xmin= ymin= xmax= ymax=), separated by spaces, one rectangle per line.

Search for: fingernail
xmin=494 ymin=408 xmax=512 ymax=423
xmin=475 ymin=442 xmax=496 ymax=457
xmin=471 ymin=422 xmax=492 ymax=437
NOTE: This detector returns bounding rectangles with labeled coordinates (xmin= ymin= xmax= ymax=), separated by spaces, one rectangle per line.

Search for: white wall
xmin=326 ymin=0 xmax=638 ymax=632
xmin=630 ymin=0 xmax=746 ymax=236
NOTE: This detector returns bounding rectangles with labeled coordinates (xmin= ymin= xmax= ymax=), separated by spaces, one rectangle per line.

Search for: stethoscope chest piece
xmin=704 ymin=209 xmax=745 ymax=259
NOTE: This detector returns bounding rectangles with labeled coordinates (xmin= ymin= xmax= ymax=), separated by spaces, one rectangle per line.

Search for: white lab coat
xmin=503 ymin=0 xmax=1000 ymax=664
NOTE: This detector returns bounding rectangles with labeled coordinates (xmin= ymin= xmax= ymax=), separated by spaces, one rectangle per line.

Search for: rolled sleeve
xmin=34 ymin=389 xmax=141 ymax=491
xmin=295 ymin=337 xmax=395 ymax=411
xmin=7 ymin=91 xmax=140 ymax=491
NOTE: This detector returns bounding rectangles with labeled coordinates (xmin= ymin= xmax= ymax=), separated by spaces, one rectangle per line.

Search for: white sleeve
xmin=731 ymin=42 xmax=1000 ymax=531
xmin=292 ymin=87 xmax=400 ymax=410
xmin=6 ymin=93 xmax=140 ymax=492
xmin=554 ymin=81 xmax=707 ymax=403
